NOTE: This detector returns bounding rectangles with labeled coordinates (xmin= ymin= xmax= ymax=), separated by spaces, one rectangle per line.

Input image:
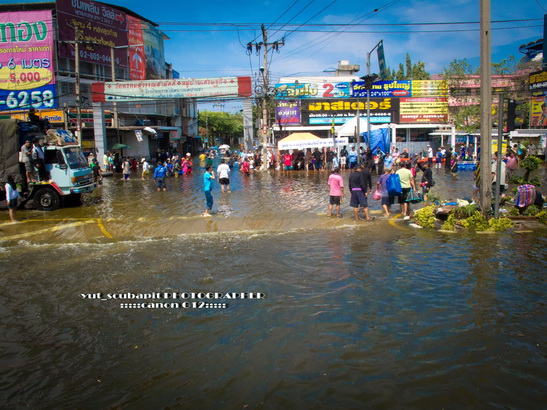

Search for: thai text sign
xmin=276 ymin=80 xmax=433 ymax=99
xmin=127 ymin=15 xmax=145 ymax=80
xmin=400 ymin=97 xmax=448 ymax=123
xmin=276 ymin=100 xmax=301 ymax=125
xmin=301 ymin=99 xmax=399 ymax=125
xmin=352 ymin=80 xmax=411 ymax=98
xmin=56 ymin=0 xmax=128 ymax=67
xmin=0 ymin=10 xmax=57 ymax=110
xmin=278 ymin=137 xmax=348 ymax=151
xmin=530 ymin=95 xmax=547 ymax=127
xmin=92 ymin=77 xmax=252 ymax=101
xmin=411 ymin=80 xmax=448 ymax=97
xmin=275 ymin=82 xmax=351 ymax=99
xmin=529 ymin=70 xmax=547 ymax=91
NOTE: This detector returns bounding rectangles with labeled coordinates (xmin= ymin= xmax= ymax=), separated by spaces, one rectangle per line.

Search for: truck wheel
xmin=34 ymin=188 xmax=61 ymax=211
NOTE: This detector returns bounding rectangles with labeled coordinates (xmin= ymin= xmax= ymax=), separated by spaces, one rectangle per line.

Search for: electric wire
xmin=534 ymin=0 xmax=547 ymax=12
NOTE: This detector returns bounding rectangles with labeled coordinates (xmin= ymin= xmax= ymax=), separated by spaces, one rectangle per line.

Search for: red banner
xmin=127 ymin=15 xmax=146 ymax=80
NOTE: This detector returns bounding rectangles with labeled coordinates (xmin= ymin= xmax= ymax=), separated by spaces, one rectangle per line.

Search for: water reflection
xmin=0 ymin=163 xmax=546 ymax=408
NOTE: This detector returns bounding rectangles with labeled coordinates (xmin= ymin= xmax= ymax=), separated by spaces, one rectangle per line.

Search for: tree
xmin=442 ymin=58 xmax=481 ymax=133
xmin=385 ymin=53 xmax=430 ymax=80
xmin=492 ymin=55 xmax=517 ymax=75
xmin=198 ymin=110 xmax=243 ymax=148
xmin=442 ymin=56 xmax=536 ymax=132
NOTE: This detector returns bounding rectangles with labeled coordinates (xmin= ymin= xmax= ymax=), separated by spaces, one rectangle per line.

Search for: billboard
xmin=56 ymin=0 xmax=128 ymax=67
xmin=352 ymin=80 xmax=411 ymax=98
xmin=275 ymin=81 xmax=351 ymax=99
xmin=276 ymin=100 xmax=301 ymax=125
xmin=411 ymin=80 xmax=448 ymax=97
xmin=127 ymin=15 xmax=146 ymax=80
xmin=92 ymin=77 xmax=252 ymax=102
xmin=529 ymin=70 xmax=547 ymax=92
xmin=142 ymin=21 xmax=165 ymax=80
xmin=0 ymin=10 xmax=57 ymax=110
xmin=301 ymin=98 xmax=399 ymax=125
xmin=126 ymin=15 xmax=166 ymax=80
xmin=399 ymin=97 xmax=448 ymax=123
xmin=530 ymin=95 xmax=547 ymax=127
xmin=276 ymin=80 xmax=439 ymax=99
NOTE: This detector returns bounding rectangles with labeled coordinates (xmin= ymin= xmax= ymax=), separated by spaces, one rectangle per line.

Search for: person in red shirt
xmin=283 ymin=151 xmax=293 ymax=171
xmin=241 ymin=157 xmax=250 ymax=176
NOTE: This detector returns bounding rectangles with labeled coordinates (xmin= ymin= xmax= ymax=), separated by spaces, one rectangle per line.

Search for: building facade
xmin=0 ymin=1 xmax=198 ymax=160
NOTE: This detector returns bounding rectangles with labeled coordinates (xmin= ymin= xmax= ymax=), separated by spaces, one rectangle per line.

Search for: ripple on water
xmin=1 ymin=166 xmax=547 ymax=408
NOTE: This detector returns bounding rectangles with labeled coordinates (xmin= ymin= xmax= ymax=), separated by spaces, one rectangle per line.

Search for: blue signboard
xmin=351 ymin=80 xmax=412 ymax=98
xmin=0 ymin=83 xmax=58 ymax=111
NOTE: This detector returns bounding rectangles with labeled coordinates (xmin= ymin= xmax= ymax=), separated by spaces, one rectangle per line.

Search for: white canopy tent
xmin=277 ymin=132 xmax=348 ymax=151
xmin=335 ymin=116 xmax=387 ymax=137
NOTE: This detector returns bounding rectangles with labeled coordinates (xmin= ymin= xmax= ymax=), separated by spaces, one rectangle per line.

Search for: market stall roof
xmin=279 ymin=132 xmax=320 ymax=142
xmin=278 ymin=132 xmax=321 ymax=150
xmin=277 ymin=132 xmax=348 ymax=150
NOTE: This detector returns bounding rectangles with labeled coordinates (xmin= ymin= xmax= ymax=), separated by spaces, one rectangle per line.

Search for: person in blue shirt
xmin=165 ymin=159 xmax=174 ymax=177
xmin=154 ymin=162 xmax=167 ymax=191
xmin=348 ymin=147 xmax=358 ymax=169
xmin=203 ymin=165 xmax=215 ymax=216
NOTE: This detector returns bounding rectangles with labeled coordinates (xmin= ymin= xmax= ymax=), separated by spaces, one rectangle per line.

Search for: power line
xmin=156 ymin=18 xmax=542 ymax=27
xmin=275 ymin=2 xmax=395 ymax=62
xmin=266 ymin=0 xmax=301 ymax=36
xmin=534 ymin=0 xmax=547 ymax=13
xmin=158 ymin=24 xmax=542 ymax=34
xmin=282 ymin=0 xmax=339 ymax=40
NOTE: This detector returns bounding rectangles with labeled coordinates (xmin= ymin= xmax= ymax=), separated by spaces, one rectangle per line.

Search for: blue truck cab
xmin=0 ymin=119 xmax=97 ymax=211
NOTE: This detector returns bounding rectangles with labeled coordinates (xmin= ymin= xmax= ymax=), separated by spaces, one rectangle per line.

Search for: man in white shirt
xmin=491 ymin=152 xmax=507 ymax=193
xmin=217 ymin=159 xmax=231 ymax=193
xmin=141 ymin=158 xmax=151 ymax=180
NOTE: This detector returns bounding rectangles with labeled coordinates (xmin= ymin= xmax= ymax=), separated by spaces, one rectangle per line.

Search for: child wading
xmin=5 ymin=175 xmax=20 ymax=223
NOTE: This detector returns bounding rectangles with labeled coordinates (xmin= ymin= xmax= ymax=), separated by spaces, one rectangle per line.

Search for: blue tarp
xmin=362 ymin=128 xmax=390 ymax=153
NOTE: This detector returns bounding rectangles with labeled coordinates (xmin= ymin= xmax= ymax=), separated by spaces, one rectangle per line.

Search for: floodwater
xmin=1 ymin=161 xmax=546 ymax=408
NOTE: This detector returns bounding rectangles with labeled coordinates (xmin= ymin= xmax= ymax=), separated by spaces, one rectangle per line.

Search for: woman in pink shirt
xmin=327 ymin=168 xmax=344 ymax=218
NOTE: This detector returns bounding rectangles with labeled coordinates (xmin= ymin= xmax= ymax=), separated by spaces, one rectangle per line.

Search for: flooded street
xmin=1 ymin=162 xmax=546 ymax=408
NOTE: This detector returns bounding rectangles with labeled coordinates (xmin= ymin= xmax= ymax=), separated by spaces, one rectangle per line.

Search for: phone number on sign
xmin=0 ymin=90 xmax=55 ymax=110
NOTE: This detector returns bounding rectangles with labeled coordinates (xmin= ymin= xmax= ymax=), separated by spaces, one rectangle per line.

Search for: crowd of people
xmin=100 ymin=142 xmax=539 ymax=219
xmin=8 ymin=139 xmax=541 ymax=223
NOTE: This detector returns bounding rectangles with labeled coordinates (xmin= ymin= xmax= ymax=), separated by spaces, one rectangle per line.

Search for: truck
xmin=0 ymin=119 xmax=97 ymax=211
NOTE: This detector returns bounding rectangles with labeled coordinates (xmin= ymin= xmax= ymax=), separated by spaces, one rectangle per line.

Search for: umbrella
xmin=219 ymin=144 xmax=230 ymax=150
xmin=111 ymin=143 xmax=131 ymax=149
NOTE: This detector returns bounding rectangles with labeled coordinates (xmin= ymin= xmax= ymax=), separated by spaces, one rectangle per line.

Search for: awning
xmin=277 ymin=132 xmax=348 ymax=150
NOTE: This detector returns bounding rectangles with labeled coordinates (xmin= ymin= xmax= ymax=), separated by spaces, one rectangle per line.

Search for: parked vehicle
xmin=0 ymin=119 xmax=97 ymax=211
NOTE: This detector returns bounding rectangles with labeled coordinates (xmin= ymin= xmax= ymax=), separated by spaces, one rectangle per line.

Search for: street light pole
xmin=365 ymin=40 xmax=383 ymax=151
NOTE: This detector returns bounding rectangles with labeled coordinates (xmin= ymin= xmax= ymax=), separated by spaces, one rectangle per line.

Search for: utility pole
xmin=75 ymin=27 xmax=82 ymax=147
xmin=247 ymin=25 xmax=284 ymax=170
xmin=494 ymin=93 xmax=504 ymax=218
xmin=261 ymin=24 xmax=269 ymax=168
xmin=479 ymin=0 xmax=492 ymax=214
xmin=110 ymin=46 xmax=120 ymax=149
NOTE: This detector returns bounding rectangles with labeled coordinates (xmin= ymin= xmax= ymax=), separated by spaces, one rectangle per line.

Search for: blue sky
xmin=5 ymin=0 xmax=546 ymax=111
